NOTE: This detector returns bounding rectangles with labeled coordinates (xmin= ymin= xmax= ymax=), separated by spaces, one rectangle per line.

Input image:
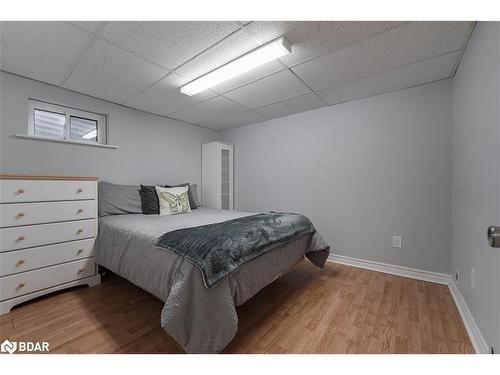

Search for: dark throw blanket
xmin=155 ymin=212 xmax=316 ymax=287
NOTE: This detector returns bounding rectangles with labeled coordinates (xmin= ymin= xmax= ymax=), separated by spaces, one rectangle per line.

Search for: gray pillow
xmin=98 ymin=181 xmax=142 ymax=217
xmin=191 ymin=184 xmax=201 ymax=207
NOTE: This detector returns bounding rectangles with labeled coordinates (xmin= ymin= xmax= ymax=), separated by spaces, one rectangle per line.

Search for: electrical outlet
xmin=455 ymin=269 xmax=460 ymax=283
xmin=392 ymin=236 xmax=402 ymax=248
xmin=470 ymin=268 xmax=476 ymax=289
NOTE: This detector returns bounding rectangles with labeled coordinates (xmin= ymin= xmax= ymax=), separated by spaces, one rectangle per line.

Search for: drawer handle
xmin=17 ymin=212 xmax=25 ymax=218
xmin=76 ymin=229 xmax=84 ymax=234
xmin=16 ymin=188 xmax=25 ymax=194
xmin=76 ymin=249 xmax=84 ymax=255
xmin=17 ymin=235 xmax=26 ymax=241
xmin=76 ymin=188 xmax=83 ymax=194
xmin=17 ymin=282 xmax=26 ymax=288
xmin=77 ymin=208 xmax=84 ymax=214
xmin=77 ymin=268 xmax=85 ymax=274
xmin=16 ymin=259 xmax=26 ymax=266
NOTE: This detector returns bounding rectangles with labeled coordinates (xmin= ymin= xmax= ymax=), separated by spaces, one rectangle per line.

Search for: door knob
xmin=487 ymin=226 xmax=500 ymax=248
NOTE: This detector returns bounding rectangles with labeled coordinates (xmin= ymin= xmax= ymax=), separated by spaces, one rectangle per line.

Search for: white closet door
xmin=203 ymin=141 xmax=233 ymax=210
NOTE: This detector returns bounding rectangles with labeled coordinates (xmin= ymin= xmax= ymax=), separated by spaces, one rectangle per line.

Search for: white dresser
xmin=0 ymin=175 xmax=101 ymax=314
xmin=202 ymin=141 xmax=234 ymax=210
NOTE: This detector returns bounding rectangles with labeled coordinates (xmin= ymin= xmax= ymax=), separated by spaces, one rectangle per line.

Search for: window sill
xmin=13 ymin=134 xmax=119 ymax=149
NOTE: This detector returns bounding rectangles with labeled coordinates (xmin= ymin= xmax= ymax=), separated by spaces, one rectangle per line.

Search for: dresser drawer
xmin=0 ymin=180 xmax=96 ymax=203
xmin=0 ymin=238 xmax=95 ymax=276
xmin=0 ymin=219 xmax=96 ymax=252
xmin=0 ymin=200 xmax=96 ymax=228
xmin=0 ymin=258 xmax=95 ymax=301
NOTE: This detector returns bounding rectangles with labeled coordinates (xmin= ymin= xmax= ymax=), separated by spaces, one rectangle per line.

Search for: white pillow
xmin=155 ymin=185 xmax=192 ymax=216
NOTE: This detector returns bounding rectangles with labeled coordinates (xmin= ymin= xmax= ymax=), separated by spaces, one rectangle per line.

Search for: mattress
xmin=95 ymin=208 xmax=329 ymax=353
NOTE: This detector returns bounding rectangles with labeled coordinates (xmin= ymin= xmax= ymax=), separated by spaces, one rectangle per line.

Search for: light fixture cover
xmin=180 ymin=37 xmax=291 ymax=96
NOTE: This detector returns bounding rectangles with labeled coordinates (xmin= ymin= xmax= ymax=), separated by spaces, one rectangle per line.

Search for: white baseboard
xmin=328 ymin=254 xmax=452 ymax=285
xmin=327 ymin=253 xmax=489 ymax=354
xmin=448 ymin=279 xmax=490 ymax=354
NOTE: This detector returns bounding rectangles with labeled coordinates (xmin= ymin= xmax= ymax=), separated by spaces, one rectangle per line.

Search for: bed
xmin=94 ymin=208 xmax=329 ymax=353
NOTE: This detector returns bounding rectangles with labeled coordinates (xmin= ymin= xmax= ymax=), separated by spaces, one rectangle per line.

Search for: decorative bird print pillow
xmin=155 ymin=185 xmax=192 ymax=216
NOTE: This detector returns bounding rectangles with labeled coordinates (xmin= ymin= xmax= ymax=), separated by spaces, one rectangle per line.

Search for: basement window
xmin=27 ymin=99 xmax=108 ymax=145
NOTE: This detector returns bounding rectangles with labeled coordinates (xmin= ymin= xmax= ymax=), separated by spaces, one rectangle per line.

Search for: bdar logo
xmin=0 ymin=339 xmax=49 ymax=354
xmin=1 ymin=339 xmax=17 ymax=354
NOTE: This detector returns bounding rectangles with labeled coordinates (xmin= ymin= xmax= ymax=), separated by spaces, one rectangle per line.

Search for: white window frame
xmin=28 ymin=99 xmax=108 ymax=145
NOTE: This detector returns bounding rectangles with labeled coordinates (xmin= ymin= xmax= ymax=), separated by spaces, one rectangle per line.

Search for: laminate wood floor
xmin=0 ymin=261 xmax=474 ymax=354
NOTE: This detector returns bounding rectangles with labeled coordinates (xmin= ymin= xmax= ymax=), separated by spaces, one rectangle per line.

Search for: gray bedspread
xmin=95 ymin=208 xmax=330 ymax=353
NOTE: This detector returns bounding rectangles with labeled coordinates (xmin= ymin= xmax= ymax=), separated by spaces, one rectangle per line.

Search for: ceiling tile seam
xmin=450 ymin=21 xmax=476 ymax=78
xmin=120 ymin=71 xmax=173 ymax=105
xmin=237 ymin=21 xmax=253 ymax=27
xmin=218 ymin=94 xmax=258 ymax=112
xmin=309 ymin=48 xmax=465 ymax=95
xmin=285 ymin=67 xmax=328 ymax=105
xmin=59 ymin=28 xmax=103 ymax=87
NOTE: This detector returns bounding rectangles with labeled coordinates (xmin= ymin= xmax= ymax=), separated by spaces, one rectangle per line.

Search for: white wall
xmin=0 ymin=72 xmax=218 ymax=186
xmin=222 ymin=80 xmax=453 ymax=273
xmin=451 ymin=22 xmax=500 ymax=351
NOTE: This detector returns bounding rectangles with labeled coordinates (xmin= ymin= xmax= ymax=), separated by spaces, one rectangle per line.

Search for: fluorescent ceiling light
xmin=82 ymin=129 xmax=97 ymax=139
xmin=180 ymin=37 xmax=292 ymax=96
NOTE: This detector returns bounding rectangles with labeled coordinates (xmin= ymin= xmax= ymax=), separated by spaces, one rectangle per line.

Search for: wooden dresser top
xmin=0 ymin=174 xmax=99 ymax=181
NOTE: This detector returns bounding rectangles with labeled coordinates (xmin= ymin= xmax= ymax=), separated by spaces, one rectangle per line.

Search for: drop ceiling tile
xmin=255 ymin=92 xmax=325 ymax=120
xmin=244 ymin=21 xmax=405 ymax=67
xmin=317 ymin=51 xmax=460 ymax=106
xmin=0 ymin=22 xmax=95 ymax=85
xmin=170 ymin=96 xmax=248 ymax=125
xmin=100 ymin=21 xmax=239 ymax=70
xmin=201 ymin=111 xmax=267 ymax=130
xmin=174 ymin=29 xmax=285 ymax=92
xmin=125 ymin=72 xmax=217 ymax=116
xmin=292 ymin=21 xmax=473 ymax=91
xmin=63 ymin=39 xmax=168 ymax=103
xmin=223 ymin=70 xmax=310 ymax=109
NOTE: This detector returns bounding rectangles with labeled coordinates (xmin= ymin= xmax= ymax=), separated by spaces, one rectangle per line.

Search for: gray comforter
xmin=95 ymin=208 xmax=329 ymax=353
